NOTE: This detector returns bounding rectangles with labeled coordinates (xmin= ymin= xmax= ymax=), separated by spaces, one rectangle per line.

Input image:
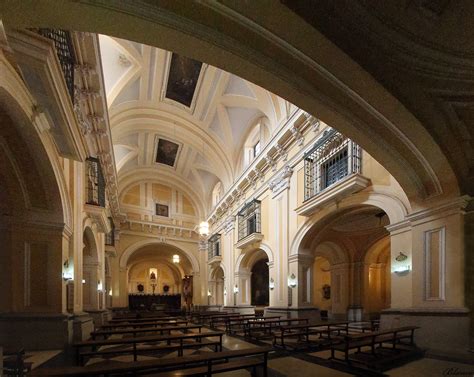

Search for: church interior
xmin=0 ymin=1 xmax=473 ymax=376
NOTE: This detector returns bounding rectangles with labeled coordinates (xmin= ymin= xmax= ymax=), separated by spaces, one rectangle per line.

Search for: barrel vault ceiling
xmin=99 ymin=35 xmax=292 ymax=212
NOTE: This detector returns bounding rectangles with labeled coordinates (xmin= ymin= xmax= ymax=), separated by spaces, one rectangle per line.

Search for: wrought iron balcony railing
xmin=208 ymin=233 xmax=221 ymax=260
xmin=86 ymin=157 xmax=105 ymax=207
xmin=304 ymin=128 xmax=361 ymax=201
xmin=238 ymin=199 xmax=261 ymax=241
xmin=37 ymin=28 xmax=75 ymax=101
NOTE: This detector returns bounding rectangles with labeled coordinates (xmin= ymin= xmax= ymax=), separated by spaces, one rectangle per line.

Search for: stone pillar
xmin=381 ymin=197 xmax=470 ymax=356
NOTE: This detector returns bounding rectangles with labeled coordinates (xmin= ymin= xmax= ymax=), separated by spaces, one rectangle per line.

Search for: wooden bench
xmin=99 ymin=319 xmax=189 ymax=330
xmin=244 ymin=318 xmax=309 ymax=340
xmin=107 ymin=316 xmax=181 ymax=324
xmin=274 ymin=320 xmax=350 ymax=349
xmin=208 ymin=313 xmax=257 ymax=329
xmin=91 ymin=324 xmax=202 ymax=340
xmin=225 ymin=315 xmax=281 ymax=334
xmin=330 ymin=326 xmax=420 ymax=365
xmin=28 ymin=346 xmax=272 ymax=377
xmin=74 ymin=331 xmax=224 ymax=365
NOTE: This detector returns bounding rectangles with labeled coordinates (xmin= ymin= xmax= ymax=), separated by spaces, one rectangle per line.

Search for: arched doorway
xmin=209 ymin=265 xmax=225 ymax=307
xmin=299 ymin=205 xmax=391 ymax=320
xmin=251 ymin=259 xmax=269 ymax=307
xmin=123 ymin=243 xmax=194 ymax=310
xmin=82 ymin=227 xmax=101 ymax=311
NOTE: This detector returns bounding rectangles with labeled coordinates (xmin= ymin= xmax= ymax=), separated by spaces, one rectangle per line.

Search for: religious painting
xmin=156 ymin=203 xmax=169 ymax=217
xmin=156 ymin=138 xmax=179 ymax=167
xmin=165 ymin=53 xmax=203 ymax=107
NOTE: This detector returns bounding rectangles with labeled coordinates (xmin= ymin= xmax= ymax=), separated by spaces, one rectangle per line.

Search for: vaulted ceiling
xmin=99 ymin=35 xmax=291 ymax=211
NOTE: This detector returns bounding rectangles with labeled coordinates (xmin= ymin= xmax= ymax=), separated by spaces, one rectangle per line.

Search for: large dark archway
xmin=251 ymin=258 xmax=269 ymax=307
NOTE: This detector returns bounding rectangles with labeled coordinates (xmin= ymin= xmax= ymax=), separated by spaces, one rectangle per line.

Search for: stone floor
xmin=14 ymin=329 xmax=473 ymax=377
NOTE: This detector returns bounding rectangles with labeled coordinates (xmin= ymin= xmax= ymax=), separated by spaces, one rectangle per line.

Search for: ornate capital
xmin=269 ymin=164 xmax=293 ymax=197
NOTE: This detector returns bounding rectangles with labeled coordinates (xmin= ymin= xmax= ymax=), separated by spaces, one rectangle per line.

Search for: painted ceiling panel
xmin=165 ymin=53 xmax=202 ymax=107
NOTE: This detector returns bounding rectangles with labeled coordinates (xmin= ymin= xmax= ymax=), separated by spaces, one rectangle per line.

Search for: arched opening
xmin=82 ymin=227 xmax=101 ymax=311
xmin=300 ymin=205 xmax=391 ymax=320
xmin=251 ymin=258 xmax=269 ymax=307
xmin=209 ymin=265 xmax=225 ymax=306
xmin=124 ymin=243 xmax=194 ymax=311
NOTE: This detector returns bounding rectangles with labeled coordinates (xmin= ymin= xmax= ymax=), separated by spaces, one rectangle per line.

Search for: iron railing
xmin=37 ymin=28 xmax=76 ymax=100
xmin=86 ymin=157 xmax=105 ymax=207
xmin=105 ymin=217 xmax=115 ymax=246
xmin=304 ymin=128 xmax=361 ymax=201
xmin=238 ymin=199 xmax=261 ymax=241
xmin=208 ymin=233 xmax=221 ymax=260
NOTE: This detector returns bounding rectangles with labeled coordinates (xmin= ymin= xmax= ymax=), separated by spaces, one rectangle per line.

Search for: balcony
xmin=208 ymin=234 xmax=222 ymax=264
xmin=236 ymin=200 xmax=263 ymax=249
xmin=296 ymin=128 xmax=370 ymax=216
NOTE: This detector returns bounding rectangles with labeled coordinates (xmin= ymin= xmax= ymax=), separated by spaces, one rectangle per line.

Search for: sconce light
xmin=199 ymin=221 xmax=209 ymax=236
xmin=82 ymin=279 xmax=86 ymax=284
xmin=288 ymin=273 xmax=297 ymax=288
xmin=207 ymin=290 xmax=212 ymax=297
xmin=269 ymin=278 xmax=275 ymax=290
xmin=108 ymin=289 xmax=113 ymax=296
xmin=97 ymin=281 xmax=103 ymax=291
xmin=233 ymin=285 xmax=239 ymax=294
xmin=172 ymin=254 xmax=180 ymax=264
xmin=62 ymin=260 xmax=73 ymax=281
xmin=224 ymin=287 xmax=227 ymax=296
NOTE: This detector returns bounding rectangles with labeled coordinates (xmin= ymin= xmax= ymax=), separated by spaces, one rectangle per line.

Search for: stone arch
xmin=291 ymin=188 xmax=408 ymax=257
xmin=235 ymin=242 xmax=274 ymax=274
xmin=120 ymin=239 xmax=200 ymax=275
xmin=1 ymin=3 xmax=461 ymax=203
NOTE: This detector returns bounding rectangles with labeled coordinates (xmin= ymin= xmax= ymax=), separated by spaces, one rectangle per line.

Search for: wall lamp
xmin=269 ymin=278 xmax=275 ymax=290
xmin=288 ymin=273 xmax=297 ymax=288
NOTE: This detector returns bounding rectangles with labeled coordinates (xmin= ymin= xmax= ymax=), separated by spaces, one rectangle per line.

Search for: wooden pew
xmin=28 ymin=347 xmax=272 ymax=377
xmin=244 ymin=318 xmax=309 ymax=340
xmin=98 ymin=319 xmax=189 ymax=331
xmin=74 ymin=331 xmax=224 ymax=365
xmin=225 ymin=316 xmax=281 ymax=334
xmin=91 ymin=324 xmax=203 ymax=340
xmin=107 ymin=316 xmax=181 ymax=324
xmin=273 ymin=321 xmax=350 ymax=349
xmin=330 ymin=326 xmax=420 ymax=366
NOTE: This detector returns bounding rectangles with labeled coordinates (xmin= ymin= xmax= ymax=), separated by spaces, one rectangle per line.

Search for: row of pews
xmin=26 ymin=310 xmax=422 ymax=375
xmin=28 ymin=312 xmax=272 ymax=376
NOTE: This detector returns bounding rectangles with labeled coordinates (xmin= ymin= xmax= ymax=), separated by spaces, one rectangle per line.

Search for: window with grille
xmin=304 ymin=128 xmax=361 ymax=201
xmin=105 ymin=217 xmax=115 ymax=246
xmin=37 ymin=28 xmax=75 ymax=101
xmin=86 ymin=157 xmax=105 ymax=207
xmin=238 ymin=200 xmax=261 ymax=241
xmin=208 ymin=234 xmax=221 ymax=260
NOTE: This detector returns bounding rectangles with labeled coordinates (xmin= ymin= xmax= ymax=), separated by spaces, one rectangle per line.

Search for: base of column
xmin=265 ymin=306 xmax=320 ymax=319
xmin=0 ymin=312 xmax=73 ymax=350
xmin=72 ymin=312 xmax=94 ymax=342
xmin=347 ymin=305 xmax=364 ymax=321
xmin=381 ymin=307 xmax=470 ymax=358
xmin=85 ymin=309 xmax=111 ymax=328
xmin=223 ymin=305 xmax=255 ymax=315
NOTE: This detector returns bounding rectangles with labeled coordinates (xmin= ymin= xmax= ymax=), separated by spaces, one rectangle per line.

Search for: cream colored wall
xmin=312 ymin=258 xmax=331 ymax=311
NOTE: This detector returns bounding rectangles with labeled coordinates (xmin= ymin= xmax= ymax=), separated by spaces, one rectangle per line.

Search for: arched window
xmin=242 ymin=117 xmax=271 ymax=170
xmin=212 ymin=181 xmax=223 ymax=207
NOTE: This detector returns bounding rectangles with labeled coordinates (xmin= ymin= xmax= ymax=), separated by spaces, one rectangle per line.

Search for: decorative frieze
xmin=268 ymin=165 xmax=293 ymax=197
xmin=275 ymin=143 xmax=288 ymax=161
xmin=291 ymin=126 xmax=304 ymax=146
xmin=265 ymin=155 xmax=277 ymax=172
